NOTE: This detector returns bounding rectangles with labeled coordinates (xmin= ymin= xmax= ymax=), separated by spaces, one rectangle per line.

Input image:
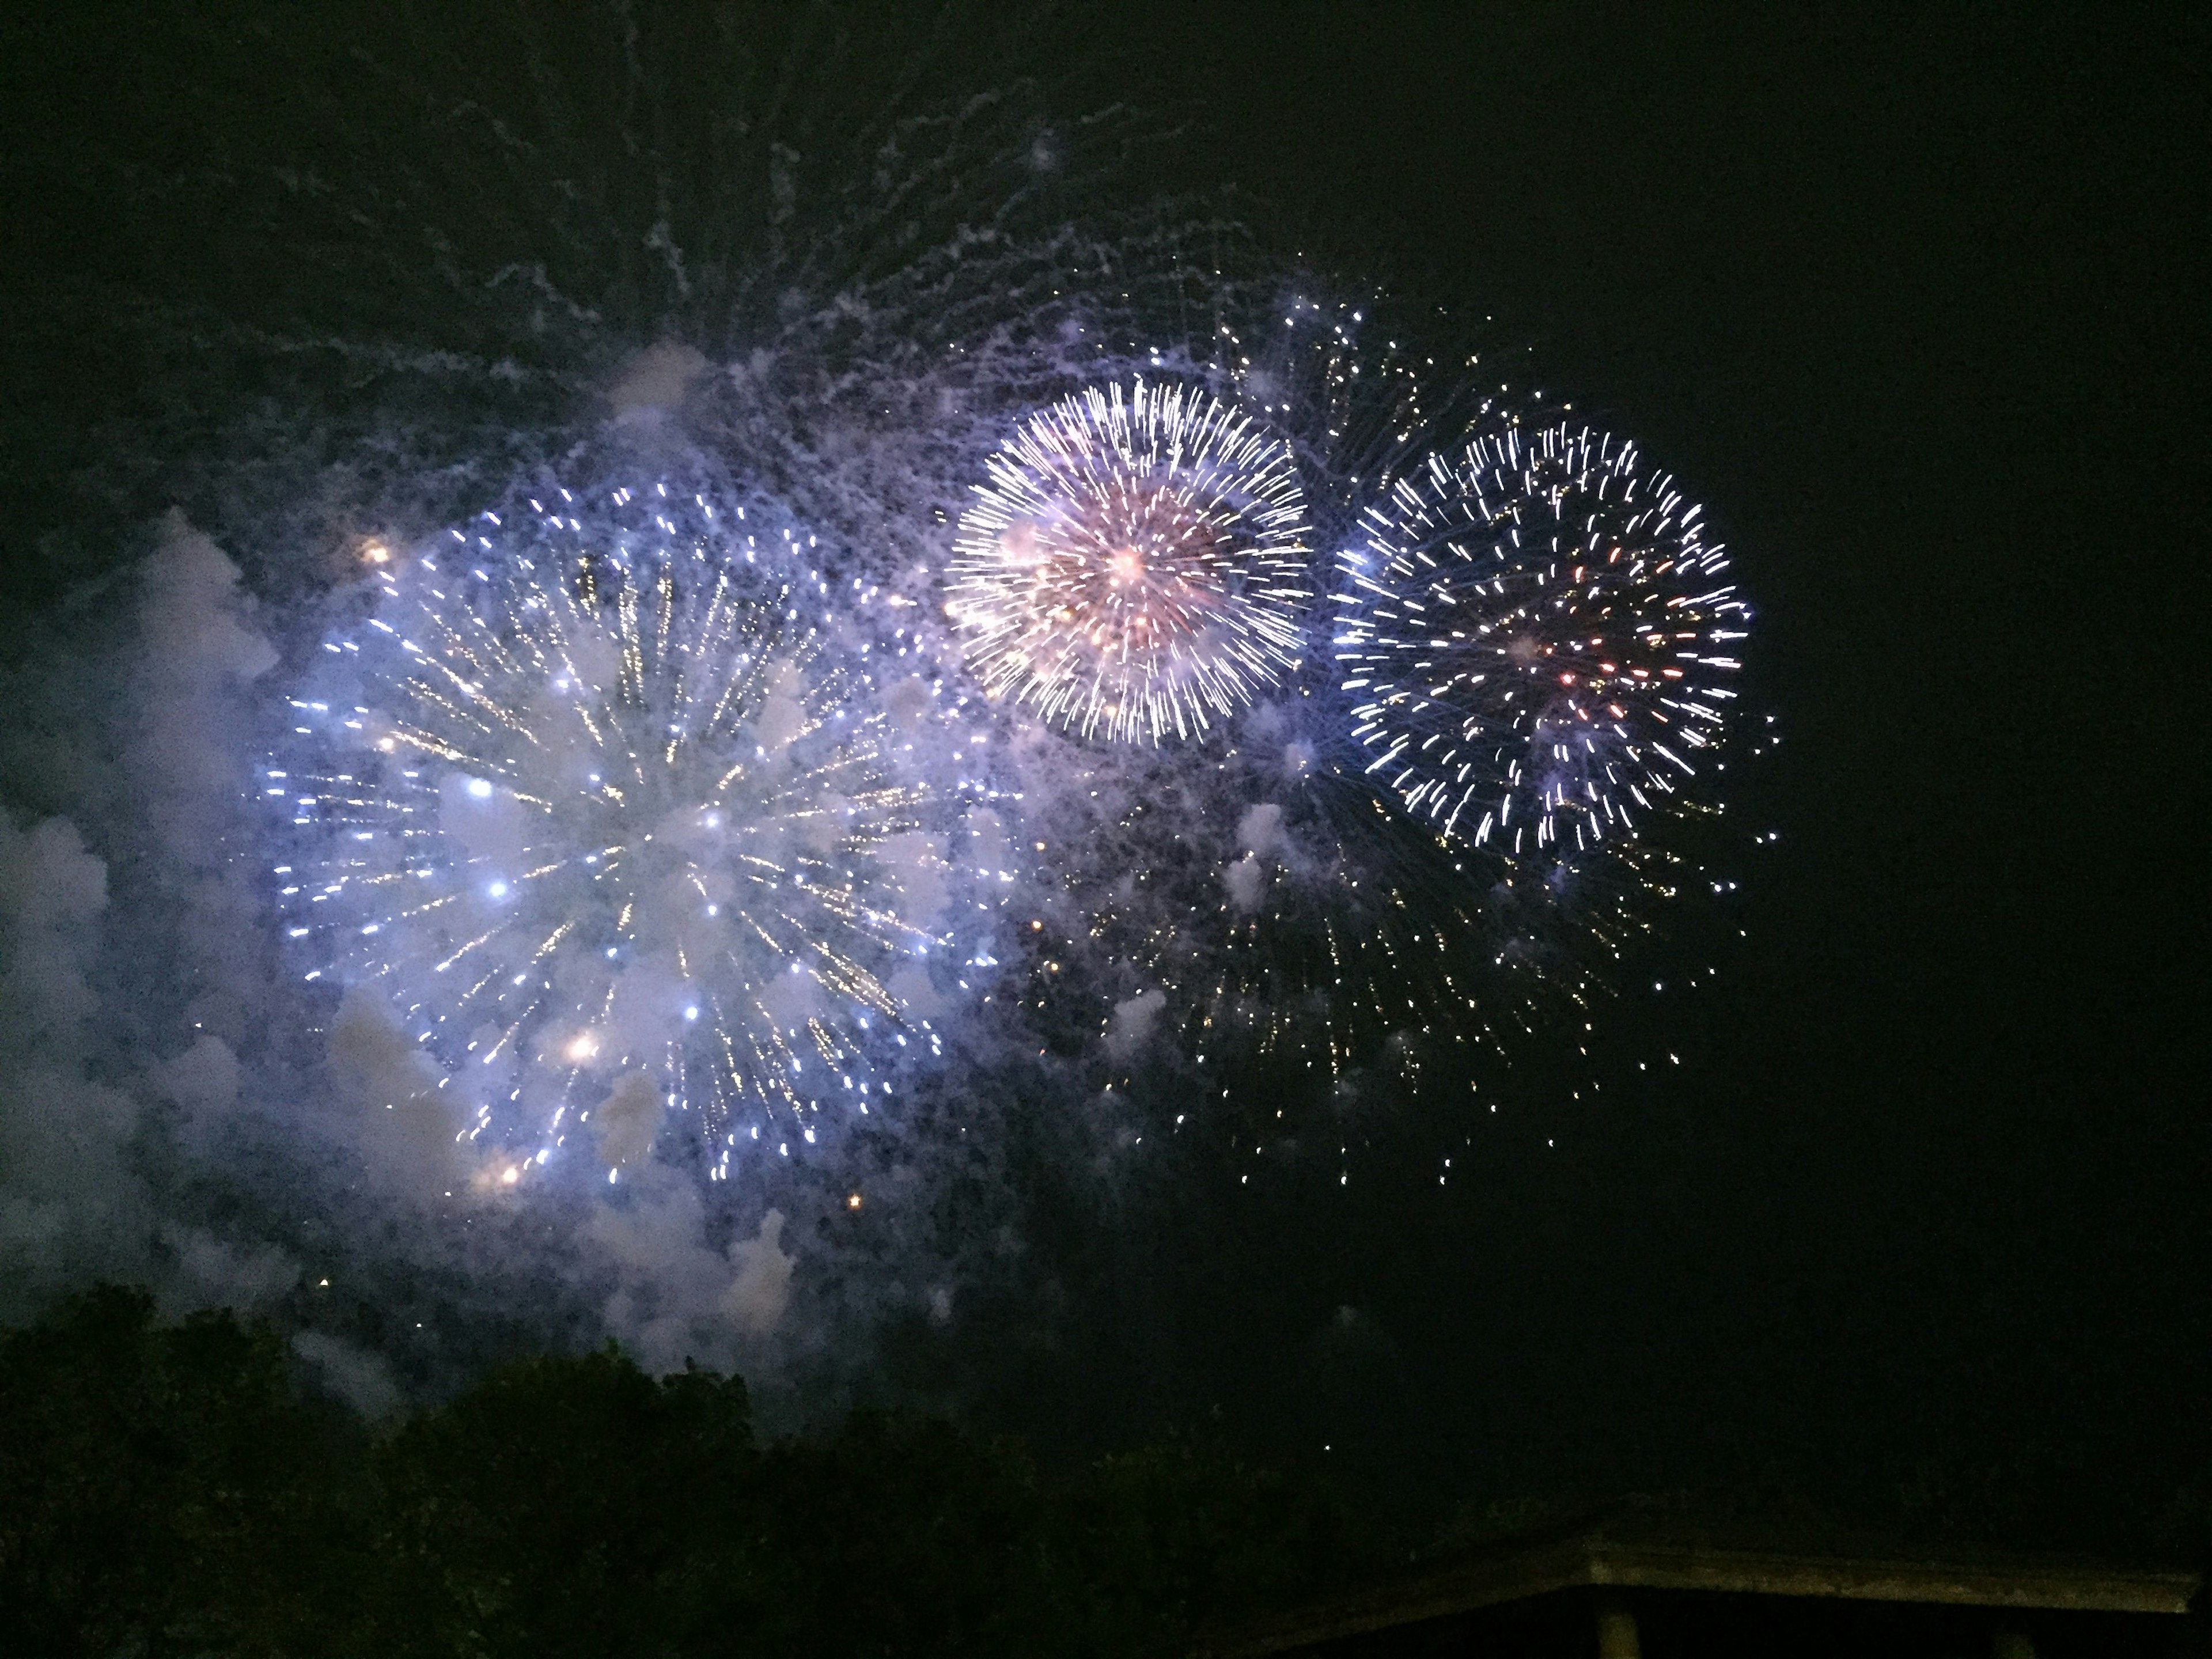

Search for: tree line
xmin=0 ymin=1287 xmax=1355 ymax=1658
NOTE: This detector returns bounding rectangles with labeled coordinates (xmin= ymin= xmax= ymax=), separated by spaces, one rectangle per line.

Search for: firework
xmin=946 ymin=380 xmax=1313 ymax=743
xmin=1335 ymin=421 xmax=1748 ymax=853
xmin=991 ymin=700 xmax=1669 ymax=1110
xmin=269 ymin=487 xmax=961 ymax=1182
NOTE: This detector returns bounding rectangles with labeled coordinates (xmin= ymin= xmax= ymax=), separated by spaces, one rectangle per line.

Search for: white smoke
xmin=151 ymin=1035 xmax=243 ymax=1115
xmin=0 ymin=25 xmax=1622 ymax=1433
xmin=292 ymin=1330 xmax=406 ymax=1421
xmin=1104 ymin=987 xmax=1168 ymax=1060
xmin=324 ymin=990 xmax=471 ymax=1200
xmin=1237 ymin=802 xmax=1287 ymax=859
xmin=594 ymin=1073 xmax=663 ymax=1171
xmin=0 ymin=521 xmax=297 ymax=1323
xmin=609 ymin=341 xmax=709 ymax=423
xmin=725 ymin=1209 xmax=796 ymax=1336
xmin=1222 ymin=854 xmax=1267 ymax=912
xmin=0 ymin=814 xmax=143 ymax=1316
xmin=588 ymin=1176 xmax=796 ymax=1372
xmin=0 ymin=497 xmax=960 ymax=1399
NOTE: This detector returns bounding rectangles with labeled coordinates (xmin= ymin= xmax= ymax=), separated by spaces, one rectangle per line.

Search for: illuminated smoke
xmin=269 ymin=487 xmax=965 ymax=1188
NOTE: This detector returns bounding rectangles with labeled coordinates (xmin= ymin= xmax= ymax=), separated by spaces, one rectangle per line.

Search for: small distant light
xmin=487 ymin=881 xmax=509 ymax=898
xmin=468 ymin=778 xmax=494 ymax=799
xmin=362 ymin=540 xmax=390 ymax=565
xmin=501 ymin=1166 xmax=520 ymax=1185
xmin=684 ymin=1006 xmax=700 ymax=1021
xmin=846 ymin=1193 xmax=863 ymax=1210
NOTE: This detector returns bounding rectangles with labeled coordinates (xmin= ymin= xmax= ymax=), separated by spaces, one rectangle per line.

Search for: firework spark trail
xmin=946 ymin=380 xmax=1313 ymax=744
xmin=988 ymin=688 xmax=1687 ymax=1109
xmin=1335 ymin=422 xmax=1748 ymax=854
xmin=0 ymin=4 xmax=1783 ymax=1400
xmin=269 ymin=487 xmax=969 ymax=1185
xmin=240 ymin=211 xmax=1755 ymax=1198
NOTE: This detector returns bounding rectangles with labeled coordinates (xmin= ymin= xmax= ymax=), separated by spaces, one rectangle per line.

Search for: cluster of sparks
xmin=270 ymin=490 xmax=953 ymax=1180
xmin=946 ymin=380 xmax=1313 ymax=743
xmin=267 ymin=381 xmax=1753 ymax=1194
xmin=1336 ymin=423 xmax=1747 ymax=854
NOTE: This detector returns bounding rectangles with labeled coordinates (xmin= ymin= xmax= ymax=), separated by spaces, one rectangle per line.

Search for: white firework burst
xmin=946 ymin=379 xmax=1313 ymax=743
xmin=1336 ymin=421 xmax=1748 ymax=853
xmin=270 ymin=489 xmax=959 ymax=1183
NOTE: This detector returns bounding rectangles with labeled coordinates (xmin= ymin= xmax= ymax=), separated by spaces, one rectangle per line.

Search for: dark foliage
xmin=0 ymin=1288 xmax=1360 ymax=1657
xmin=374 ymin=1349 xmax=761 ymax=1658
xmin=0 ymin=1286 xmax=369 ymax=1656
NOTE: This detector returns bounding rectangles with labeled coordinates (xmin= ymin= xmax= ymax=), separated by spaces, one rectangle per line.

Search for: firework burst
xmin=269 ymin=488 xmax=961 ymax=1183
xmin=1336 ymin=421 xmax=1748 ymax=854
xmin=946 ymin=380 xmax=1313 ymax=743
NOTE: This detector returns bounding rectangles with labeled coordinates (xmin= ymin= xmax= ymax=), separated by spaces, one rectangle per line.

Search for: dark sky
xmin=1015 ymin=2 xmax=2211 ymax=1529
xmin=2 ymin=2 xmax=2204 ymax=1546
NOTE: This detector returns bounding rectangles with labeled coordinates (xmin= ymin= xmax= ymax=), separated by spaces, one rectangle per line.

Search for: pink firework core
xmin=949 ymin=380 xmax=1312 ymax=744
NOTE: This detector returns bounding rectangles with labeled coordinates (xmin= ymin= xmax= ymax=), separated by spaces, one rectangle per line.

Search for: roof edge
xmin=1581 ymin=1541 xmax=2198 ymax=1613
xmin=1197 ymin=1539 xmax=2199 ymax=1657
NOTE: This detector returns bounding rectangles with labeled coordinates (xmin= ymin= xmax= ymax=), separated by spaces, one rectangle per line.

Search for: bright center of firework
xmin=271 ymin=496 xmax=954 ymax=1179
xmin=949 ymin=380 xmax=1313 ymax=744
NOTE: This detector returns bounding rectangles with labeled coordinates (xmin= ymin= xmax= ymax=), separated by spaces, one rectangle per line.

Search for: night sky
xmin=1092 ymin=3 xmax=2209 ymax=1518
xmin=1 ymin=3 xmax=2202 ymax=1547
